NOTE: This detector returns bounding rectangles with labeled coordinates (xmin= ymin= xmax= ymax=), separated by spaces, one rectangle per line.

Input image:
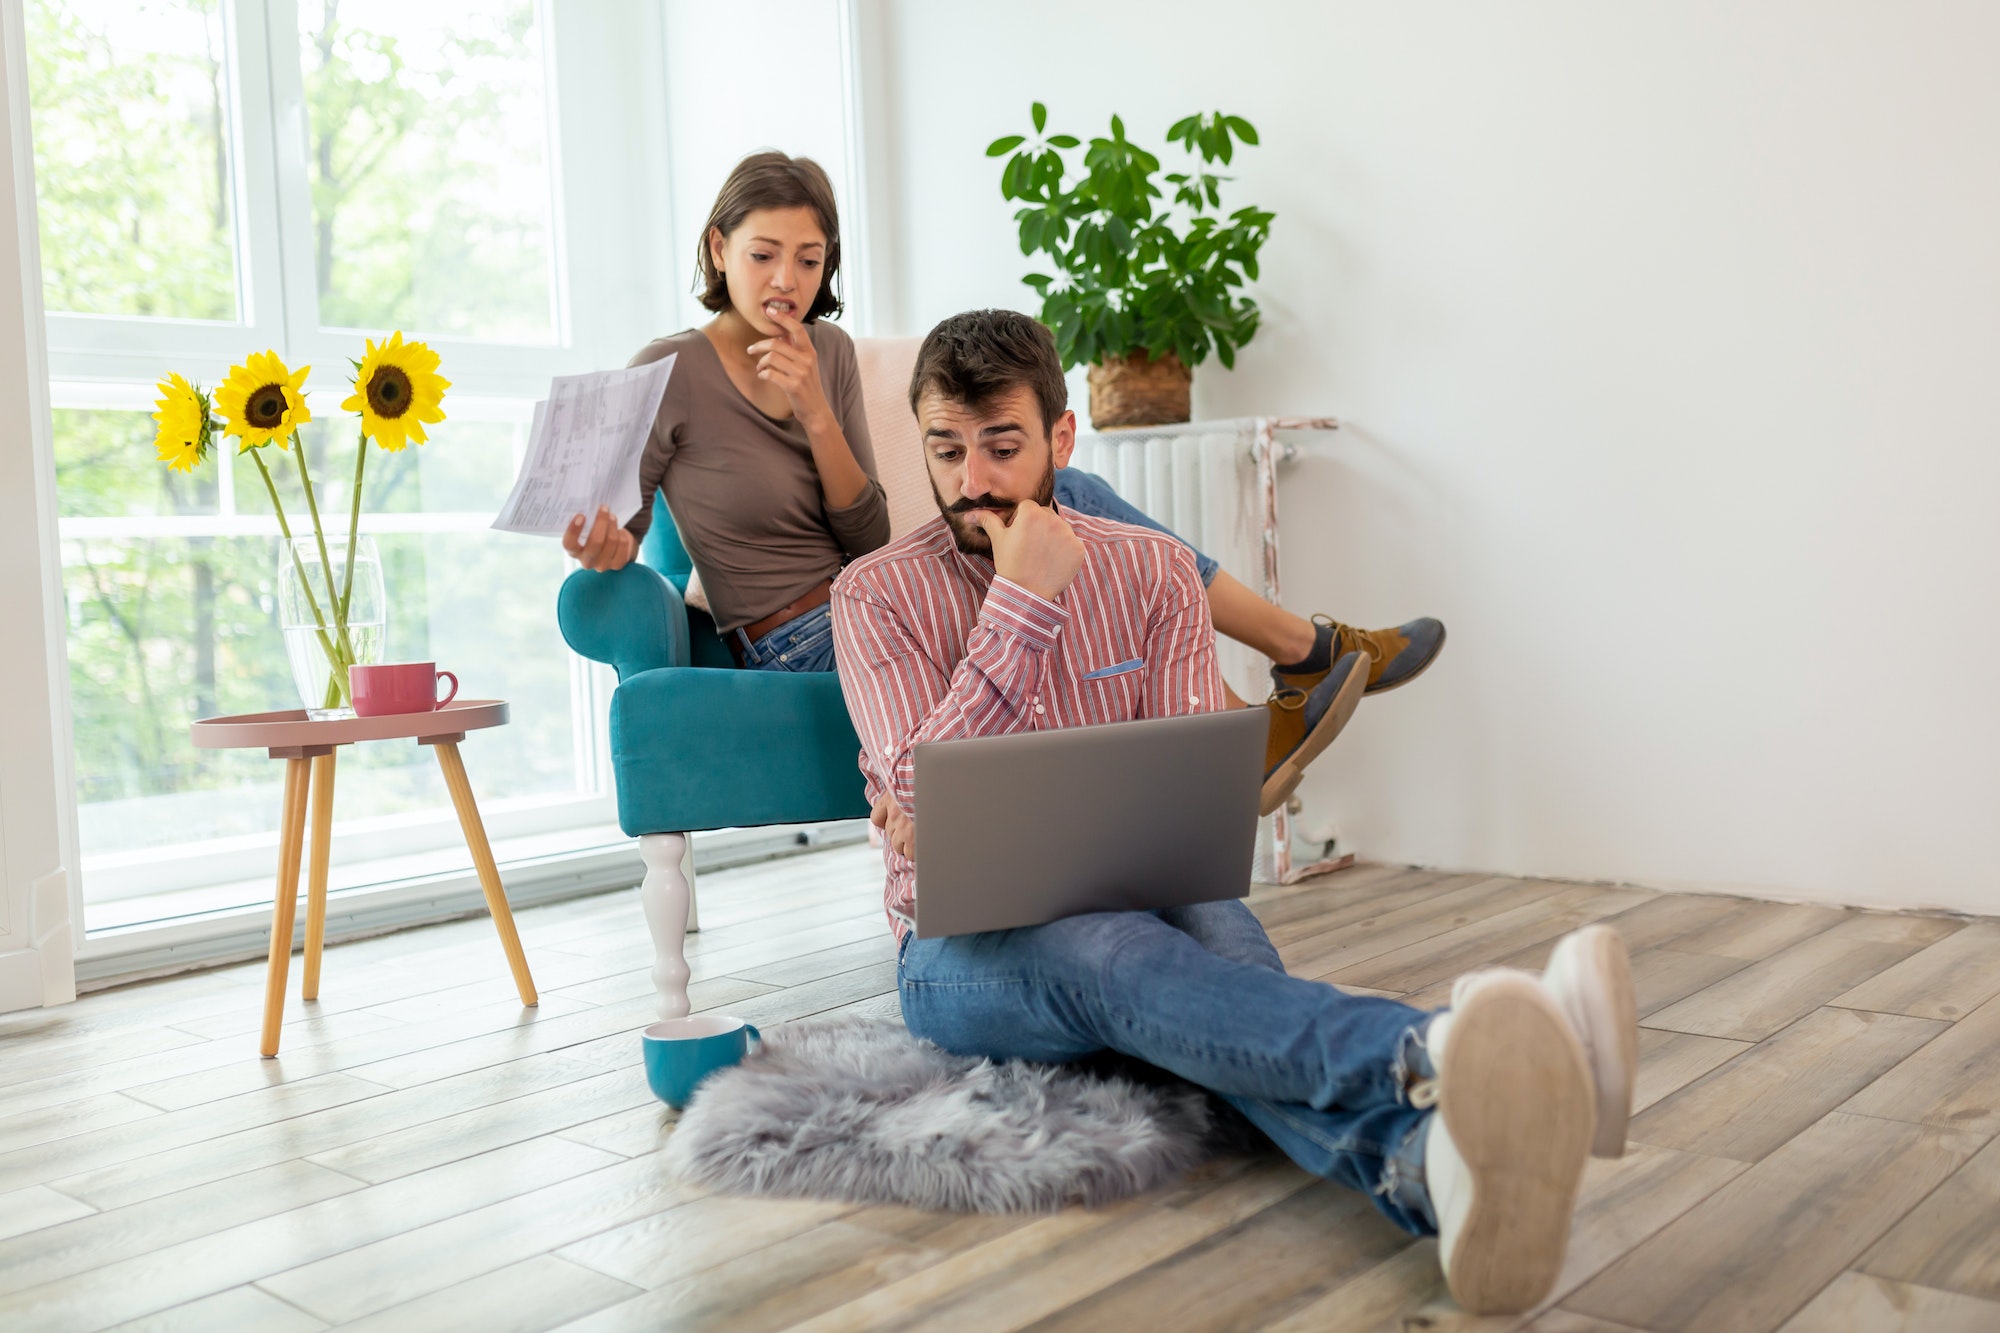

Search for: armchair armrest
xmin=557 ymin=564 xmax=690 ymax=682
xmin=608 ymin=667 xmax=871 ymax=834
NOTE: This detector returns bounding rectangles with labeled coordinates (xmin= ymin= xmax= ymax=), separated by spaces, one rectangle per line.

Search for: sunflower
xmin=341 ymin=331 xmax=449 ymax=452
xmin=215 ymin=350 xmax=311 ymax=451
xmin=151 ymin=373 xmax=213 ymax=473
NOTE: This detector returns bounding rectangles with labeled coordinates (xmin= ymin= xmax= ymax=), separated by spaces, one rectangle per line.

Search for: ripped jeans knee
xmin=1394 ymin=1010 xmax=1444 ymax=1108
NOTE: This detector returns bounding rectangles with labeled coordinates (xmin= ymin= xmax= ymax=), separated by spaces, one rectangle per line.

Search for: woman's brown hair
xmin=696 ymin=151 xmax=843 ymax=322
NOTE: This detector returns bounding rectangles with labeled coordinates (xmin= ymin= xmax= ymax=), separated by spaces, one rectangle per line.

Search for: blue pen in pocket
xmin=1082 ymin=657 xmax=1145 ymax=681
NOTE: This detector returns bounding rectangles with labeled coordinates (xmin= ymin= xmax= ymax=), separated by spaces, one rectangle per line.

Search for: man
xmin=830 ymin=310 xmax=1638 ymax=1316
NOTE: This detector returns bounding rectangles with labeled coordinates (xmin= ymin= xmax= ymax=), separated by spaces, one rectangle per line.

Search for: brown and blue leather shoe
xmin=1273 ymin=615 xmax=1446 ymax=697
xmin=1261 ymin=649 xmax=1370 ymax=816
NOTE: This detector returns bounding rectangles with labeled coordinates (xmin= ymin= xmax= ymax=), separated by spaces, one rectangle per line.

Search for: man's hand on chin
xmin=973 ymin=499 xmax=1083 ymax=602
xmin=871 ymin=795 xmax=916 ymax=863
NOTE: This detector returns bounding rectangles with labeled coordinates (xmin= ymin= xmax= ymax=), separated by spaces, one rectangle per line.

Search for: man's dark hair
xmin=696 ymin=151 xmax=843 ymax=322
xmin=907 ymin=309 xmax=1068 ymax=434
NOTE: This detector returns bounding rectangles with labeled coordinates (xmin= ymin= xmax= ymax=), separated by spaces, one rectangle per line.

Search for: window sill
xmin=75 ymin=819 xmax=869 ymax=991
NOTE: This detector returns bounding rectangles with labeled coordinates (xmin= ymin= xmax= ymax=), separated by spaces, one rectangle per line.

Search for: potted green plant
xmin=988 ymin=105 xmax=1274 ymax=429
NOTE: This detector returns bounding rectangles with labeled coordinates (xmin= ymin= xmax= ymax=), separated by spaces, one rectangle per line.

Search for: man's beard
xmin=932 ymin=459 xmax=1058 ymax=556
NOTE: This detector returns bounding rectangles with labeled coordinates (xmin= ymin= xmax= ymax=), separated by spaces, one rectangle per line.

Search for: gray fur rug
xmin=661 ymin=1016 xmax=1250 ymax=1213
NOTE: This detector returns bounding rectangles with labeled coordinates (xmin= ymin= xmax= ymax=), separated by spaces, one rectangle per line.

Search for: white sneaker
xmin=1424 ymin=969 xmax=1595 ymax=1316
xmin=1427 ymin=926 xmax=1640 ymax=1160
xmin=1542 ymin=924 xmax=1639 ymax=1158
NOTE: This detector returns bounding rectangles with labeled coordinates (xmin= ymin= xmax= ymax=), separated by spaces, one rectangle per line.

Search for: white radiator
xmin=1070 ymin=417 xmax=1349 ymax=884
xmin=1069 ymin=423 xmax=1271 ymax=704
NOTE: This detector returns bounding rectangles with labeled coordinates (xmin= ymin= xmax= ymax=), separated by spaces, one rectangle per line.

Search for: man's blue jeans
xmin=897 ymin=899 xmax=1441 ymax=1234
xmin=1054 ymin=468 xmax=1221 ymax=587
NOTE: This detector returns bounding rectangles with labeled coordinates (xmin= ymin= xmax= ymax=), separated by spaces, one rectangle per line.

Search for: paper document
xmin=491 ymin=355 xmax=676 ymax=536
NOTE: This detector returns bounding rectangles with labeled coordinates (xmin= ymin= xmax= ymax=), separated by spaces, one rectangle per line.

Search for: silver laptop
xmin=911 ymin=708 xmax=1266 ymax=938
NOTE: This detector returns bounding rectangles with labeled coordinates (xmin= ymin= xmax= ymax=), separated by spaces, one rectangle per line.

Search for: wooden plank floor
xmin=5 ymin=848 xmax=2000 ymax=1331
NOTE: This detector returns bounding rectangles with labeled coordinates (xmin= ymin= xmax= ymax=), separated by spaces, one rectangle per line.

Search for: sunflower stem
xmin=340 ymin=426 xmax=367 ymax=618
xmin=290 ymin=436 xmax=359 ymax=701
xmin=253 ymin=450 xmax=341 ymax=673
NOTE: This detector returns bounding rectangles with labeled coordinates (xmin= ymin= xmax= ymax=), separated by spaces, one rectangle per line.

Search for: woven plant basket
xmin=1087 ymin=351 xmax=1193 ymax=430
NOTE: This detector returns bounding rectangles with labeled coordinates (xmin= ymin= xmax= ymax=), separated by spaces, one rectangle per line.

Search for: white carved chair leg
xmin=639 ymin=832 xmax=692 ymax=1020
xmin=681 ymin=835 xmax=699 ymax=933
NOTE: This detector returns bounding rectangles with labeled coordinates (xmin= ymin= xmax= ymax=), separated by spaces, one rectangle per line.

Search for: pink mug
xmin=350 ymin=662 xmax=459 ymax=717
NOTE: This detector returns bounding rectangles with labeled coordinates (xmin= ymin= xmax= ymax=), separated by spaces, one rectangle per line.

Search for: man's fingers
xmin=870 ymin=797 xmax=889 ymax=829
xmin=1014 ymin=498 xmax=1065 ymax=532
xmin=969 ymin=510 xmax=1004 ymax=540
xmin=560 ymin=512 xmax=587 ymax=554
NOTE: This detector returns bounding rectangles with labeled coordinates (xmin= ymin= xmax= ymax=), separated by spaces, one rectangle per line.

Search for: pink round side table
xmin=190 ymin=700 xmax=537 ymax=1057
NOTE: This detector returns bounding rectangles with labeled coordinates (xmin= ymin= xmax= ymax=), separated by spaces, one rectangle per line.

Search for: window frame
xmin=39 ymin=0 xmax=286 ymax=379
xmin=38 ymin=0 xmax=658 ymax=388
xmin=28 ymin=0 xmax=676 ymax=928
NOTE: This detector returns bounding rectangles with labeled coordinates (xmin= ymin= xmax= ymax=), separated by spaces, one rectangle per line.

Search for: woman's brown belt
xmin=727 ymin=577 xmax=835 ymax=664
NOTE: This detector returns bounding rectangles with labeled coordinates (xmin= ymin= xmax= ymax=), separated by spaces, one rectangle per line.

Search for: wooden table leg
xmin=301 ymin=750 xmax=337 ymax=1001
xmin=261 ymin=756 xmax=313 ymax=1058
xmin=431 ymin=740 xmax=538 ymax=1006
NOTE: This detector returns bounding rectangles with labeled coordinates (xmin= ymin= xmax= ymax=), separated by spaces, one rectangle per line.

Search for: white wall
xmin=861 ymin=0 xmax=2000 ymax=914
xmin=659 ymin=0 xmax=870 ymax=333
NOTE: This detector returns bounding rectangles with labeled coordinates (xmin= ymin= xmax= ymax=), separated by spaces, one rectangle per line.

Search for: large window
xmin=26 ymin=0 xmax=672 ymax=925
xmin=297 ymin=0 xmax=558 ymax=342
xmin=28 ymin=0 xmax=242 ymax=321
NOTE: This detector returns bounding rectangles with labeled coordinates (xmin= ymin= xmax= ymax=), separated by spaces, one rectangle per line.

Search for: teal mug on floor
xmin=642 ymin=1015 xmax=761 ymax=1108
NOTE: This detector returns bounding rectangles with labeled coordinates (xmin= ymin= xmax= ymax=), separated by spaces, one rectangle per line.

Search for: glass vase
xmin=277 ymin=534 xmax=385 ymax=720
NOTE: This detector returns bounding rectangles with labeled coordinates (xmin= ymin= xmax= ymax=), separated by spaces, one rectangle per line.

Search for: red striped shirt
xmin=830 ymin=510 xmax=1229 ymax=940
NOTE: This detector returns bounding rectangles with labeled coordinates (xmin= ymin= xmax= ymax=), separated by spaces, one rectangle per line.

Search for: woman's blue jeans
xmin=735 ymin=601 xmax=838 ymax=673
xmin=742 ymin=467 xmax=1218 ymax=674
xmin=1054 ymin=468 xmax=1220 ymax=586
xmin=897 ymin=899 xmax=1440 ymax=1234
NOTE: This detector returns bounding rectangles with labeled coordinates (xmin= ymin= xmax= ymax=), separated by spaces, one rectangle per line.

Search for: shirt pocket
xmin=1079 ymin=662 xmax=1149 ymax=722
xmin=1081 ymin=657 xmax=1145 ymax=681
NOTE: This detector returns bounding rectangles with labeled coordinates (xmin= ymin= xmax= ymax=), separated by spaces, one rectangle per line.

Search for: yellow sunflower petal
xmin=217 ymin=349 xmax=309 ymax=450
xmin=350 ymin=331 xmax=448 ymax=449
xmin=150 ymin=372 xmax=210 ymax=473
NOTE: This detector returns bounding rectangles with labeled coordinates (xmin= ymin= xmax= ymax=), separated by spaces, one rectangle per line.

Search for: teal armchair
xmin=557 ymin=494 xmax=871 ymax=1019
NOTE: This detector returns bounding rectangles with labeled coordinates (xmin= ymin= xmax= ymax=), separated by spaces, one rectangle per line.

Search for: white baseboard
xmin=1618 ymin=872 xmax=1993 ymax=921
xmin=1380 ymin=860 xmax=1994 ymax=922
xmin=75 ymin=820 xmax=868 ymax=992
xmin=0 ymin=948 xmax=43 ymax=1014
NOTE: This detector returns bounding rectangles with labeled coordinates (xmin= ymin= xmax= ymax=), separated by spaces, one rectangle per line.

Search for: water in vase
xmin=284 ymin=620 xmax=385 ymax=721
xmin=277 ymin=534 xmax=387 ymax=720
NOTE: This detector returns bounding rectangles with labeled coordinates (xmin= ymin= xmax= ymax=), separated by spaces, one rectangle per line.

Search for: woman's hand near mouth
xmin=746 ymin=307 xmax=833 ymax=433
xmin=747 ymin=307 xmax=871 ymax=510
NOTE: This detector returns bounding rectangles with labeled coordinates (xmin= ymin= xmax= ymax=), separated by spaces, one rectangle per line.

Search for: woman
xmin=563 ymin=151 xmax=879 ymax=673
xmin=561 ymin=152 xmax=1444 ymax=796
